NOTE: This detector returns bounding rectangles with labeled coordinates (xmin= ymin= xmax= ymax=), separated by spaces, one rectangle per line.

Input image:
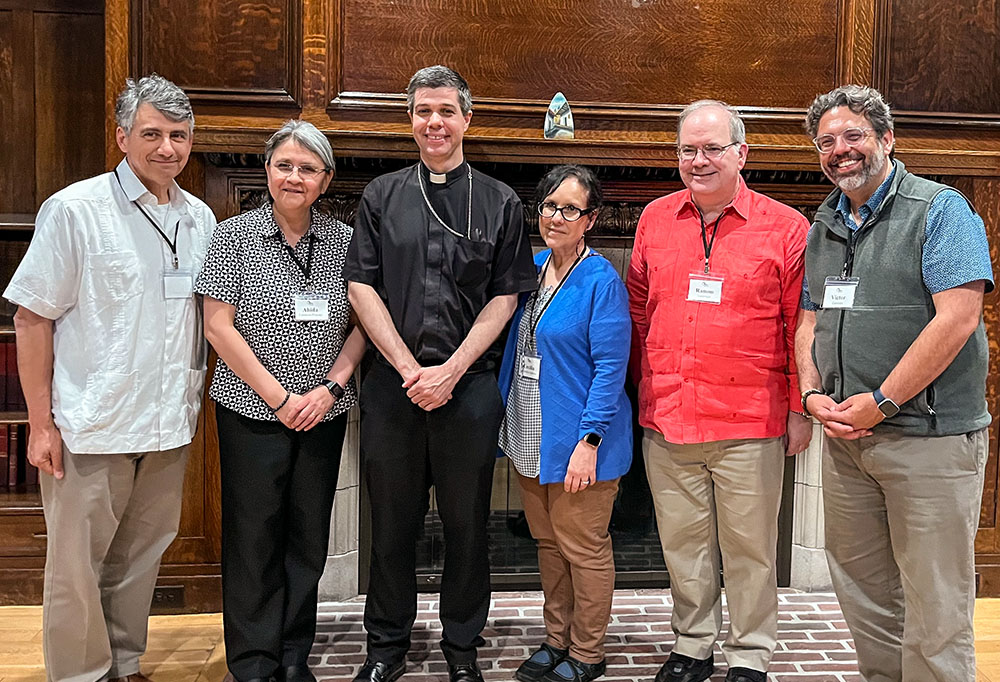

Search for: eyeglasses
xmin=537 ymin=202 xmax=596 ymax=222
xmin=269 ymin=161 xmax=330 ymax=179
xmin=812 ymin=127 xmax=874 ymax=154
xmin=676 ymin=142 xmax=739 ymax=161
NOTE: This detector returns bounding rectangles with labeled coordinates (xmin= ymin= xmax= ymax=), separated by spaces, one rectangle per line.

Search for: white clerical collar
xmin=429 ymin=171 xmax=447 ymax=184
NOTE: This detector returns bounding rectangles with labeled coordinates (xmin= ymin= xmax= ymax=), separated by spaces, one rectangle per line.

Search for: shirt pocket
xmin=84 ymin=251 xmax=143 ymax=308
xmin=76 ymin=370 xmax=139 ymax=430
xmin=451 ymin=237 xmax=494 ymax=290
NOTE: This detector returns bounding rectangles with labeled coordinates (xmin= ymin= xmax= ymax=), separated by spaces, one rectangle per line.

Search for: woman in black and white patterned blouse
xmin=195 ymin=120 xmax=366 ymax=682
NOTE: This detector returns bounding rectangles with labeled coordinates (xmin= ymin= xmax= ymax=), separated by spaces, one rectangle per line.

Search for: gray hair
xmin=264 ymin=120 xmax=336 ymax=173
xmin=804 ymin=85 xmax=894 ymax=138
xmin=677 ymin=99 xmax=746 ymax=145
xmin=114 ymin=74 xmax=193 ymax=134
xmin=406 ymin=65 xmax=473 ymax=115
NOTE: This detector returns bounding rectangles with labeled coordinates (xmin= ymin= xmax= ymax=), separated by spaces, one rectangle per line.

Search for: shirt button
xmin=688 ymin=316 xmax=693 ymax=322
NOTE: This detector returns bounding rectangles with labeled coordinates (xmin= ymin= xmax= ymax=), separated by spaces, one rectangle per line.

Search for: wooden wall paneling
xmin=964 ymin=176 xmax=1000 ymax=596
xmin=333 ymin=0 xmax=840 ymax=111
xmin=835 ymin=0 xmax=880 ymax=86
xmin=105 ymin=0 xmax=129 ymax=169
xmin=301 ymin=0 xmax=328 ymax=112
xmin=33 ymin=11 xmax=104 ymax=206
xmin=8 ymin=8 xmax=34 ymax=212
xmin=885 ymin=0 xmax=1000 ymax=117
xmin=0 ymin=10 xmax=15 ymax=213
xmin=134 ymin=0 xmax=302 ymax=108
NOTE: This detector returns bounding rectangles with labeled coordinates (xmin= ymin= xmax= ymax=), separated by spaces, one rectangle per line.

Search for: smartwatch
xmin=319 ymin=379 xmax=345 ymax=399
xmin=583 ymin=432 xmax=603 ymax=448
xmin=873 ymin=388 xmax=899 ymax=418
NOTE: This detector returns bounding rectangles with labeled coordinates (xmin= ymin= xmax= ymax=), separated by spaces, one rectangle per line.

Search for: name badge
xmin=163 ymin=270 xmax=193 ymax=299
xmin=687 ymin=274 xmax=724 ymax=304
xmin=294 ymin=292 xmax=330 ymax=321
xmin=519 ymin=354 xmax=541 ymax=381
xmin=823 ymin=276 xmax=859 ymax=309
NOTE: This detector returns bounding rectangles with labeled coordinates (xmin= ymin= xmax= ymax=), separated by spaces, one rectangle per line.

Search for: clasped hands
xmin=402 ymin=363 xmax=461 ymax=412
xmin=806 ymin=391 xmax=885 ymax=440
xmin=275 ymin=387 xmax=337 ymax=431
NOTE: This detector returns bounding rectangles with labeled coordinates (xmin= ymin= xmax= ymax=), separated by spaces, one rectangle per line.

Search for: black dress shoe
xmin=654 ymin=652 xmax=713 ymax=682
xmin=542 ymin=657 xmax=606 ymax=682
xmin=281 ymin=664 xmax=317 ymax=682
xmin=516 ymin=643 xmax=569 ymax=682
xmin=724 ymin=667 xmax=766 ymax=682
xmin=353 ymin=659 xmax=405 ymax=682
xmin=448 ymin=663 xmax=484 ymax=682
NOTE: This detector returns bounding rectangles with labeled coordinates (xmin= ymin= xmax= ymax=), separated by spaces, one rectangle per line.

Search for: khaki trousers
xmin=39 ymin=444 xmax=189 ymax=682
xmin=518 ymin=473 xmax=619 ymax=663
xmin=823 ymin=429 xmax=987 ymax=682
xmin=642 ymin=429 xmax=784 ymax=671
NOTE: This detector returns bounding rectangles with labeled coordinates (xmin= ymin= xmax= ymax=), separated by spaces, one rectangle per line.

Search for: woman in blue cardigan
xmin=498 ymin=165 xmax=632 ymax=682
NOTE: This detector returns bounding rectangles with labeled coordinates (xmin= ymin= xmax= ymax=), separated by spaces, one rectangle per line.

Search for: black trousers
xmin=217 ymin=405 xmax=348 ymax=681
xmin=361 ymin=360 xmax=502 ymax=666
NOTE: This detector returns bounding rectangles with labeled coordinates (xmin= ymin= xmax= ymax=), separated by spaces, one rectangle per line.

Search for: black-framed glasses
xmin=812 ymin=127 xmax=874 ymax=154
xmin=537 ymin=202 xmax=596 ymax=222
xmin=677 ymin=142 xmax=739 ymax=161
xmin=269 ymin=161 xmax=331 ymax=179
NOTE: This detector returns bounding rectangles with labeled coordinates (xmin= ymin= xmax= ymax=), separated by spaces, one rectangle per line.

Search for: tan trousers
xmin=39 ymin=444 xmax=189 ymax=682
xmin=518 ymin=473 xmax=619 ymax=663
xmin=642 ymin=429 xmax=784 ymax=671
xmin=823 ymin=429 xmax=987 ymax=682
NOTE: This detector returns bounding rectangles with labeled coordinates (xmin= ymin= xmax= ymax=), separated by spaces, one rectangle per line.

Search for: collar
xmin=114 ymin=157 xmax=189 ymax=209
xmin=418 ymin=160 xmax=469 ymax=186
xmin=260 ymin=204 xmax=328 ymax=243
xmin=675 ymin=176 xmax=751 ymax=222
xmin=835 ymin=161 xmax=898 ymax=230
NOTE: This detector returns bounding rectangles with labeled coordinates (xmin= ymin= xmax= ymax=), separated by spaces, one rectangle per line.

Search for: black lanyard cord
xmin=283 ymin=234 xmax=316 ymax=284
xmin=113 ymin=168 xmax=181 ymax=269
xmin=699 ymin=210 xmax=724 ymax=275
xmin=526 ymin=251 xmax=589 ymax=348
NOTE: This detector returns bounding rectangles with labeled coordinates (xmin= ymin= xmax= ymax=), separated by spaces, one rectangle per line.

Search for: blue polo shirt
xmin=801 ymin=163 xmax=994 ymax=310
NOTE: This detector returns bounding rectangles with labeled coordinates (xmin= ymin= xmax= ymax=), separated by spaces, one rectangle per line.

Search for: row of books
xmin=1 ymin=423 xmax=34 ymax=489
xmin=0 ymin=337 xmax=25 ymax=412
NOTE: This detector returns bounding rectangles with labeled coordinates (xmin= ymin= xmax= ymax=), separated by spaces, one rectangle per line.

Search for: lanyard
xmin=699 ymin=210 xmax=724 ymax=274
xmin=113 ymin=169 xmax=181 ymax=269
xmin=526 ymin=251 xmax=589 ymax=347
xmin=283 ymin=233 xmax=316 ymax=284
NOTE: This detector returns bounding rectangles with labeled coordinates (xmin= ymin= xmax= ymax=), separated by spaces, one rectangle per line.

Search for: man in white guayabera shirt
xmin=3 ymin=74 xmax=216 ymax=682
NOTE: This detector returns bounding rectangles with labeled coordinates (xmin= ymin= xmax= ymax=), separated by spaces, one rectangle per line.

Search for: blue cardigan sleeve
xmin=577 ymin=274 xmax=631 ymax=439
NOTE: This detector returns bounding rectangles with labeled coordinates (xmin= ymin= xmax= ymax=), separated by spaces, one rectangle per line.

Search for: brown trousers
xmin=518 ymin=473 xmax=619 ymax=663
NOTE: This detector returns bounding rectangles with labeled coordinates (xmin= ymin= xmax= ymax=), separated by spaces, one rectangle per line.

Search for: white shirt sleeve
xmin=3 ymin=197 xmax=83 ymax=320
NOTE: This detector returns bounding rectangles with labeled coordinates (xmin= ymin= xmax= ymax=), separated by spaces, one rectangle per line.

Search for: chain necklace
xmin=417 ymin=163 xmax=473 ymax=240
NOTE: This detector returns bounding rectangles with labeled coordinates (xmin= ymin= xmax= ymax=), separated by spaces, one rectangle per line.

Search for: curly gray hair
xmin=804 ymin=85 xmax=894 ymax=139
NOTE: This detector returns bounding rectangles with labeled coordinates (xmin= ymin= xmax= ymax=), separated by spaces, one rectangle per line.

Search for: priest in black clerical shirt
xmin=343 ymin=66 xmax=536 ymax=682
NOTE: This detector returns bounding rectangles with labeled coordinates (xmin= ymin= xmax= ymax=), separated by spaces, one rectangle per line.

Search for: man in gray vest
xmin=795 ymin=84 xmax=993 ymax=681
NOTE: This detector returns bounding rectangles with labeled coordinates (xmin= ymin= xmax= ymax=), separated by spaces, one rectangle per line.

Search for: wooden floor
xmin=1 ymin=596 xmax=998 ymax=681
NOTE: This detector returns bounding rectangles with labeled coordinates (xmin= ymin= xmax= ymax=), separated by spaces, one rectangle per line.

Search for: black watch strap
xmin=800 ymin=388 xmax=825 ymax=417
xmin=320 ymin=379 xmax=345 ymax=399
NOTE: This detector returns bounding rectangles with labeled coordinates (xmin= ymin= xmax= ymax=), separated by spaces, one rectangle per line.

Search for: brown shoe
xmin=110 ymin=674 xmax=154 ymax=682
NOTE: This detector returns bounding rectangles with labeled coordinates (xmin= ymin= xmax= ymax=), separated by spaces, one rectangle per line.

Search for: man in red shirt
xmin=627 ymin=100 xmax=812 ymax=682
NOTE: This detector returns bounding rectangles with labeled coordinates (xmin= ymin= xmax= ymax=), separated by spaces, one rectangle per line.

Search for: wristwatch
xmin=873 ymin=388 xmax=900 ymax=418
xmin=800 ymin=388 xmax=825 ymax=416
xmin=583 ymin=432 xmax=603 ymax=448
xmin=319 ymin=379 xmax=345 ymax=399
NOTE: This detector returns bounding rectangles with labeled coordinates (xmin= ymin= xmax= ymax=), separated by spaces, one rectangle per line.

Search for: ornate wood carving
xmin=132 ymin=0 xmax=302 ymax=108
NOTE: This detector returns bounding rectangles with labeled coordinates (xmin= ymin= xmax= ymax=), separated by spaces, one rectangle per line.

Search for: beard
xmin=824 ymin=144 xmax=888 ymax=193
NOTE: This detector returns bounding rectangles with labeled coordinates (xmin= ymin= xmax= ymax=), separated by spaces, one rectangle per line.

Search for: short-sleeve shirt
xmin=194 ymin=204 xmax=358 ymax=421
xmin=342 ymin=162 xmax=536 ymax=371
xmin=3 ymin=158 xmax=216 ymax=454
xmin=801 ymin=163 xmax=994 ymax=310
